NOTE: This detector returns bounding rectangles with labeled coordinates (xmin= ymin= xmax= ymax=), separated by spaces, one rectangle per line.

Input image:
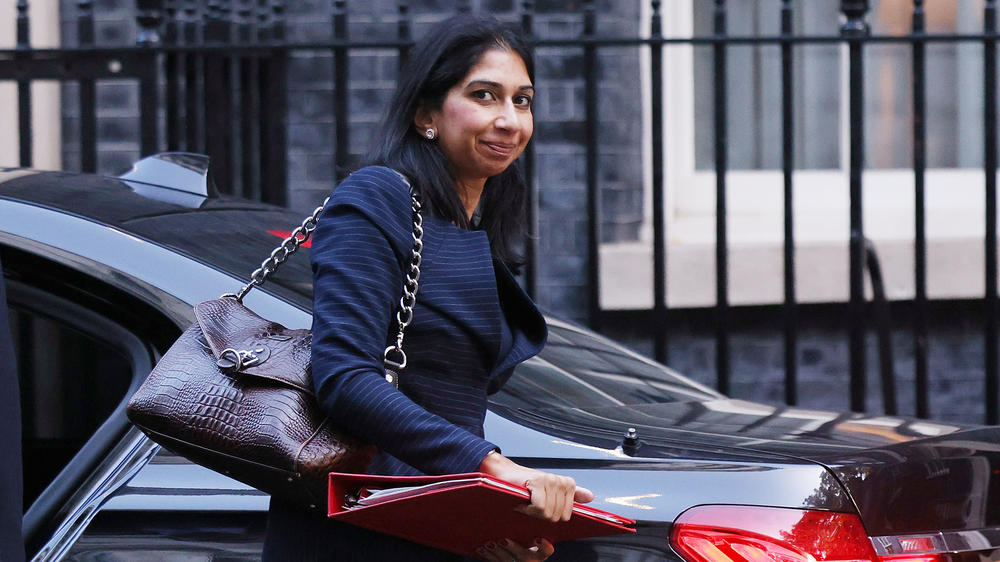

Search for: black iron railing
xmin=2 ymin=0 xmax=999 ymax=423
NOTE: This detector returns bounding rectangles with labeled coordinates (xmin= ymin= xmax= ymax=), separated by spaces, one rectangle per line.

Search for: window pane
xmin=11 ymin=306 xmax=133 ymax=510
xmin=693 ymin=0 xmax=841 ymax=171
xmin=866 ymin=0 xmax=984 ymax=169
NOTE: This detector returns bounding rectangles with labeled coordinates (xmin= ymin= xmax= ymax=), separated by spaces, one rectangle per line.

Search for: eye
xmin=514 ymin=94 xmax=533 ymax=108
xmin=472 ymin=89 xmax=496 ymax=102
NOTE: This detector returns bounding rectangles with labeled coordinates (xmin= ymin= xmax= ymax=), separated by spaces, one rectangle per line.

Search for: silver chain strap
xmin=383 ymin=195 xmax=423 ymax=371
xmin=224 ymin=189 xmax=425 ymax=386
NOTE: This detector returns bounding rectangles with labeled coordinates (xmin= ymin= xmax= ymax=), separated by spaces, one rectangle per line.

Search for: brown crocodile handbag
xmin=127 ymin=189 xmax=424 ymax=511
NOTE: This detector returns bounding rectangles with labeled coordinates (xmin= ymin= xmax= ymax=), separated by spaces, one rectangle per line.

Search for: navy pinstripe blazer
xmin=309 ymin=165 xmax=547 ymax=477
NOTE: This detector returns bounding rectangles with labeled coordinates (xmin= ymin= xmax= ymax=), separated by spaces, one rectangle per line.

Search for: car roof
xmin=0 ymin=167 xmax=318 ymax=309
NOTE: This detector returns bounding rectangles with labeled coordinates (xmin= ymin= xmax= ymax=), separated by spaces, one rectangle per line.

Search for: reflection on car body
xmin=3 ymin=154 xmax=1000 ymax=561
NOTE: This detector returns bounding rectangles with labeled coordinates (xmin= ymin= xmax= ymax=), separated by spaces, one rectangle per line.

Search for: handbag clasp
xmin=217 ymin=346 xmax=270 ymax=373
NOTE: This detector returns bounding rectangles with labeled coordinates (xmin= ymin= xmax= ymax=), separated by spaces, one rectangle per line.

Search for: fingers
xmin=525 ymin=473 xmax=577 ymax=522
xmin=574 ymin=485 xmax=595 ymax=504
xmin=476 ymin=538 xmax=554 ymax=561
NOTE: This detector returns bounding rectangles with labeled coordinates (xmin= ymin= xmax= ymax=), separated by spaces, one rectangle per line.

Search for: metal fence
xmin=3 ymin=0 xmax=999 ymax=423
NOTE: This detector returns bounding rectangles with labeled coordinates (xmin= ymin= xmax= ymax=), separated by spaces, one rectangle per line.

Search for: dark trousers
xmin=0 ymin=256 xmax=24 ymax=562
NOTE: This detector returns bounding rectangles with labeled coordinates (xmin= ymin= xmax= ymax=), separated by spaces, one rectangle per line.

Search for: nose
xmin=494 ymin=99 xmax=520 ymax=132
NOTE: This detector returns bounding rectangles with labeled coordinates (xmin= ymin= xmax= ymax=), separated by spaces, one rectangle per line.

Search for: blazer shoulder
xmin=325 ymin=166 xmax=414 ymax=256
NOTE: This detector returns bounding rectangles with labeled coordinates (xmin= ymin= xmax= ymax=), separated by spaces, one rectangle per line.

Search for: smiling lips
xmin=481 ymin=140 xmax=518 ymax=158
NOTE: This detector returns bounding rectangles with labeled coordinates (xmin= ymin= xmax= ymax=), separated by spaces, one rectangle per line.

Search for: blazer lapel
xmin=489 ymin=258 xmax=547 ymax=379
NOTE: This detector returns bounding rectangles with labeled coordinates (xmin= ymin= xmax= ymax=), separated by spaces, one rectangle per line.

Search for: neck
xmin=457 ymin=179 xmax=485 ymax=221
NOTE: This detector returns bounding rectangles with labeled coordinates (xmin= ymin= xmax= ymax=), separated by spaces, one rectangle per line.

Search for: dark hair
xmin=363 ymin=14 xmax=534 ymax=266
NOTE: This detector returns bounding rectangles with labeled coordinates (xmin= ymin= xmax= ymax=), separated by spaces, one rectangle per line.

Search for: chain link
xmin=230 ymin=197 xmax=330 ymax=302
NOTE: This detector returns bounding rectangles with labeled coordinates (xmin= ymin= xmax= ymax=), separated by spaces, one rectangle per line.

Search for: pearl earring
xmin=425 ymin=129 xmax=436 ymax=140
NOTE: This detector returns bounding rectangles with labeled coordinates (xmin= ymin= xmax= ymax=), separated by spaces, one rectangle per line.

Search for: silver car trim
xmin=31 ymin=429 xmax=160 ymax=561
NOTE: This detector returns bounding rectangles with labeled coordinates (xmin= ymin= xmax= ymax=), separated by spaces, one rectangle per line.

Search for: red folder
xmin=328 ymin=471 xmax=636 ymax=557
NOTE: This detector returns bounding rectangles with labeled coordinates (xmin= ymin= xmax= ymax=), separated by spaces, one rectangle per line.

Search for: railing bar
xmin=229 ymin=51 xmax=242 ymax=196
xmin=79 ymin=81 xmax=97 ymax=173
xmin=164 ymin=2 xmax=180 ymax=151
xmin=713 ymin=0 xmax=730 ymax=395
xmin=333 ymin=0 xmax=350 ymax=181
xmin=398 ymin=1 xmax=411 ymax=72
xmin=781 ymin=0 xmax=797 ymax=405
xmin=224 ymin=6 xmax=236 ymax=192
xmin=17 ymin=81 xmax=31 ymax=168
xmin=240 ymin=55 xmax=260 ymax=199
xmin=139 ymin=61 xmax=159 ymax=157
xmin=204 ymin=60 xmax=228 ymax=189
xmin=165 ymin=52 xmax=181 ymax=151
xmin=184 ymin=2 xmax=203 ymax=152
xmin=912 ymin=0 xmax=929 ymax=418
xmin=187 ymin=53 xmax=205 ymax=152
xmin=650 ymin=0 xmax=668 ymax=364
xmin=583 ymin=1 xmax=602 ymax=330
xmin=842 ymin=2 xmax=870 ymax=413
xmin=77 ymin=1 xmax=98 ymax=172
xmin=16 ymin=0 xmax=31 ymax=167
xmin=238 ymin=2 xmax=259 ymax=199
xmin=984 ymin=0 xmax=999 ymax=425
xmin=521 ymin=0 xmax=538 ymax=299
xmin=259 ymin=5 xmax=288 ymax=205
xmin=135 ymin=0 xmax=164 ymax=156
xmin=866 ymin=240 xmax=897 ymax=415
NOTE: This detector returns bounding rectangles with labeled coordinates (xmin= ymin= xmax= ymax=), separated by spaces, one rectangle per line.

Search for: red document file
xmin=328 ymin=471 xmax=636 ymax=557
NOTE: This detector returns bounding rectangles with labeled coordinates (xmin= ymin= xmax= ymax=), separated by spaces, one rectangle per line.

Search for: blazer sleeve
xmin=310 ymin=167 xmax=497 ymax=475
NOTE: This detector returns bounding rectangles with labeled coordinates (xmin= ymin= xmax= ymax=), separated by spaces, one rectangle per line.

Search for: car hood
xmin=496 ymin=398 xmax=1000 ymax=534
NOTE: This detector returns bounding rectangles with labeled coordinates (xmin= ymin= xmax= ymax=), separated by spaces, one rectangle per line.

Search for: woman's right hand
xmin=478 ymin=451 xmax=594 ymax=523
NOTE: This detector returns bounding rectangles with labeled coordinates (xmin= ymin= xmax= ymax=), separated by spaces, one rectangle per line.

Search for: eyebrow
xmin=466 ymin=79 xmax=534 ymax=92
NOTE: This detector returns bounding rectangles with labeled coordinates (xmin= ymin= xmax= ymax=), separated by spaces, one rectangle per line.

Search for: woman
xmin=263 ymin=14 xmax=592 ymax=561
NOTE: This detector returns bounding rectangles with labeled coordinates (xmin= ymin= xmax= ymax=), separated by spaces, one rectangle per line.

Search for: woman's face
xmin=417 ymin=48 xmax=534 ymax=190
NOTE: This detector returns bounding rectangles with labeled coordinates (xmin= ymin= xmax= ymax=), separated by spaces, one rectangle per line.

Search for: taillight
xmin=670 ymin=506 xmax=947 ymax=562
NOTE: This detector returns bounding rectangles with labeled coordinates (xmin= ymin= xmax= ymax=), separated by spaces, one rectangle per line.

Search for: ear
xmin=413 ymin=103 xmax=435 ymax=134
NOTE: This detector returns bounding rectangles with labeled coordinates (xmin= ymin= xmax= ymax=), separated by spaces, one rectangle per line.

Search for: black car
xmin=3 ymin=154 xmax=1000 ymax=561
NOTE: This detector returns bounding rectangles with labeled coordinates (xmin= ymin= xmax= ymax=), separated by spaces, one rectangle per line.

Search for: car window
xmin=492 ymin=324 xmax=720 ymax=411
xmin=6 ymin=281 xmax=154 ymax=513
